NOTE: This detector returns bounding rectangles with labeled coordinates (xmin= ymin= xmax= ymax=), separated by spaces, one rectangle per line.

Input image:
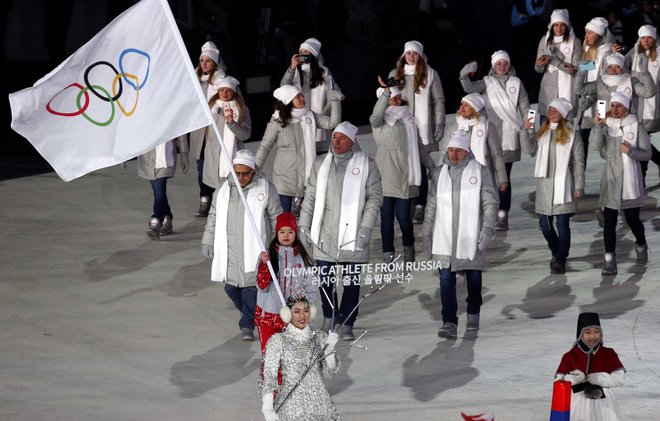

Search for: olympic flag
xmin=8 ymin=0 xmax=213 ymax=181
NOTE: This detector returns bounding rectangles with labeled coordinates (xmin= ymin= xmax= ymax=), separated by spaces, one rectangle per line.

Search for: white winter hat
xmin=548 ymin=98 xmax=573 ymax=118
xmin=402 ymin=40 xmax=426 ymax=59
xmin=491 ymin=50 xmax=511 ymax=67
xmin=273 ymin=85 xmax=300 ymax=105
xmin=638 ymin=25 xmax=657 ymax=40
xmin=217 ymin=76 xmax=240 ymax=91
xmin=462 ymin=93 xmax=485 ymax=112
xmin=548 ymin=9 xmax=570 ymax=29
xmin=610 ymin=91 xmax=631 ymax=109
xmin=447 ymin=130 xmax=470 ymax=152
xmin=585 ymin=17 xmax=608 ymax=36
xmin=232 ymin=149 xmax=256 ymax=169
xmin=376 ymin=86 xmax=402 ymax=98
xmin=200 ymin=41 xmax=220 ymax=64
xmin=605 ymin=53 xmax=625 ymax=69
xmin=300 ymin=37 xmax=322 ymax=57
xmin=333 ymin=121 xmax=358 ymax=142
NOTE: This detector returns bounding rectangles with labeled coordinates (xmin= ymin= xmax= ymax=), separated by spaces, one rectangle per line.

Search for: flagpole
xmin=157 ymin=0 xmax=286 ymax=307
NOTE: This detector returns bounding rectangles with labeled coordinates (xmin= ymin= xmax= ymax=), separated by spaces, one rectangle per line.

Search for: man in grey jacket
xmin=201 ymin=150 xmax=282 ymax=341
xmin=423 ymin=130 xmax=498 ymax=339
xmin=299 ymin=122 xmax=383 ymax=341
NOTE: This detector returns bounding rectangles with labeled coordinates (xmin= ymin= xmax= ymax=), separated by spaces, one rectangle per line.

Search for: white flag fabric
xmin=8 ymin=0 xmax=212 ymax=181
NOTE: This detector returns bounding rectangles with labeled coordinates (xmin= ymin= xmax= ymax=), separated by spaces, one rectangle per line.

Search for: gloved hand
xmin=326 ymin=89 xmax=345 ymax=102
xmin=460 ymin=61 xmax=478 ymax=77
xmin=355 ymin=227 xmax=371 ymax=250
xmin=433 ymin=125 xmax=445 ymax=143
xmin=565 ymin=369 xmax=586 ymax=384
xmin=324 ymin=331 xmax=339 ymax=351
xmin=261 ymin=393 xmax=278 ymax=421
xmin=298 ymin=226 xmax=313 ymax=249
xmin=478 ymin=227 xmax=494 ymax=251
xmin=180 ymin=152 xmax=189 ymax=174
xmin=202 ymin=244 xmax=214 ymax=259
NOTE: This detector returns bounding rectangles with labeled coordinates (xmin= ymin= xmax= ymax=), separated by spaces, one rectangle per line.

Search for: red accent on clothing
xmin=255 ymin=305 xmax=286 ymax=352
xmin=556 ymin=345 xmax=624 ymax=375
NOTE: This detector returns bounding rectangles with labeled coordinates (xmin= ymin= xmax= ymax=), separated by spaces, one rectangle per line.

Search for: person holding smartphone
xmin=535 ymin=9 xmax=582 ymax=121
xmin=591 ymin=92 xmax=651 ymax=276
xmin=281 ymin=38 xmax=338 ymax=151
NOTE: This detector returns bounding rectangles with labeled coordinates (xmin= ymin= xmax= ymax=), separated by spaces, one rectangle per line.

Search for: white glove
xmin=324 ymin=332 xmax=339 ymax=351
xmin=478 ymin=227 xmax=494 ymax=251
xmin=261 ymin=393 xmax=278 ymax=421
xmin=460 ymin=61 xmax=478 ymax=77
xmin=565 ymin=369 xmax=586 ymax=384
xmin=355 ymin=227 xmax=371 ymax=250
xmin=202 ymin=244 xmax=214 ymax=259
xmin=180 ymin=152 xmax=189 ymax=174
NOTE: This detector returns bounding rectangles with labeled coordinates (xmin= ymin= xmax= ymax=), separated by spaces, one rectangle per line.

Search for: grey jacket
xmin=255 ymin=91 xmax=342 ymax=197
xmin=521 ymin=128 xmax=585 ymax=215
xmin=137 ymin=135 xmax=188 ymax=180
xmin=202 ymin=106 xmax=252 ymax=189
xmin=625 ymin=49 xmax=660 ymax=132
xmin=369 ymin=95 xmax=436 ymax=199
xmin=202 ymin=171 xmax=282 ymax=288
xmin=442 ymin=120 xmax=509 ymax=187
xmin=189 ymin=76 xmax=215 ymax=160
xmin=388 ymin=66 xmax=446 ymax=151
xmin=298 ymin=142 xmax=383 ymax=263
xmin=590 ymin=122 xmax=651 ymax=210
xmin=534 ymin=35 xmax=582 ymax=116
xmin=460 ymin=67 xmax=531 ymax=163
xmin=422 ymin=154 xmax=499 ymax=271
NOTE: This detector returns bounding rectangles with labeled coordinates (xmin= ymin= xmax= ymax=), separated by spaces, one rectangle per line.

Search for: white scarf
xmin=586 ymin=44 xmax=611 ymax=82
xmin=211 ymin=178 xmax=268 ymax=282
xmin=292 ymin=67 xmax=327 ymax=142
xmin=547 ymin=32 xmax=576 ymax=100
xmin=211 ymin=99 xmax=241 ymax=178
xmin=456 ymin=116 xmax=488 ymax=166
xmin=290 ymin=106 xmax=317 ymax=185
xmin=432 ymin=159 xmax=482 ymax=259
xmin=384 ymin=105 xmax=422 ymax=186
xmin=484 ymin=76 xmax=522 ymax=151
xmin=404 ymin=63 xmax=434 ymax=145
xmin=201 ymin=70 xmax=225 ymax=100
xmin=605 ymin=115 xmax=643 ymax=200
xmin=632 ymin=45 xmax=660 ymax=119
xmin=155 ymin=140 xmax=175 ymax=169
xmin=311 ymin=151 xmax=369 ymax=251
xmin=534 ymin=126 xmax=575 ymax=205
xmin=601 ymin=74 xmax=634 ymax=98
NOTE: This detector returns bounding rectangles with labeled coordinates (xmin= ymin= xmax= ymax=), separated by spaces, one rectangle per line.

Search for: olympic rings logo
xmin=46 ymin=48 xmax=151 ymax=127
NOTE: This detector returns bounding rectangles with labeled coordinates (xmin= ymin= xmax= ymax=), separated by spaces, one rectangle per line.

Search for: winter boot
xmin=601 ymin=253 xmax=618 ymax=276
xmin=383 ymin=252 xmax=395 ymax=264
xmin=437 ymin=322 xmax=457 ymax=339
xmin=404 ymin=246 xmax=416 ymax=263
xmin=160 ymin=215 xmax=173 ymax=236
xmin=146 ymin=217 xmax=161 ymax=240
xmin=340 ymin=325 xmax=355 ymax=341
xmin=495 ymin=210 xmax=509 ymax=231
xmin=635 ymin=243 xmax=649 ymax=265
xmin=466 ymin=313 xmax=480 ymax=331
xmin=321 ymin=317 xmax=334 ymax=332
xmin=196 ymin=196 xmax=211 ymax=217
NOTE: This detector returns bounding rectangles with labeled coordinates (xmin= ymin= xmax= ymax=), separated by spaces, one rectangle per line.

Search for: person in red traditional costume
xmin=555 ymin=312 xmax=625 ymax=421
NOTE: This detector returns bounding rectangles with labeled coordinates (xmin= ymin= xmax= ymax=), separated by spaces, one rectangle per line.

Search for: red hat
xmin=275 ymin=212 xmax=298 ymax=233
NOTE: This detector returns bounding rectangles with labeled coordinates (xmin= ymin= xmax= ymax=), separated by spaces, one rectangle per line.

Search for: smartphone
xmin=597 ymin=100 xmax=607 ymax=118
xmin=527 ymin=109 xmax=536 ymax=129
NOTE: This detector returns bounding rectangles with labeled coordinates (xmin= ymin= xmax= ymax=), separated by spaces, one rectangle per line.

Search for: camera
xmin=384 ymin=77 xmax=404 ymax=88
xmin=297 ymin=54 xmax=312 ymax=63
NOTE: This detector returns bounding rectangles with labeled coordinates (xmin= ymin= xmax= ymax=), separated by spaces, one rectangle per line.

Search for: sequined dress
xmin=261 ymin=324 xmax=341 ymax=420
